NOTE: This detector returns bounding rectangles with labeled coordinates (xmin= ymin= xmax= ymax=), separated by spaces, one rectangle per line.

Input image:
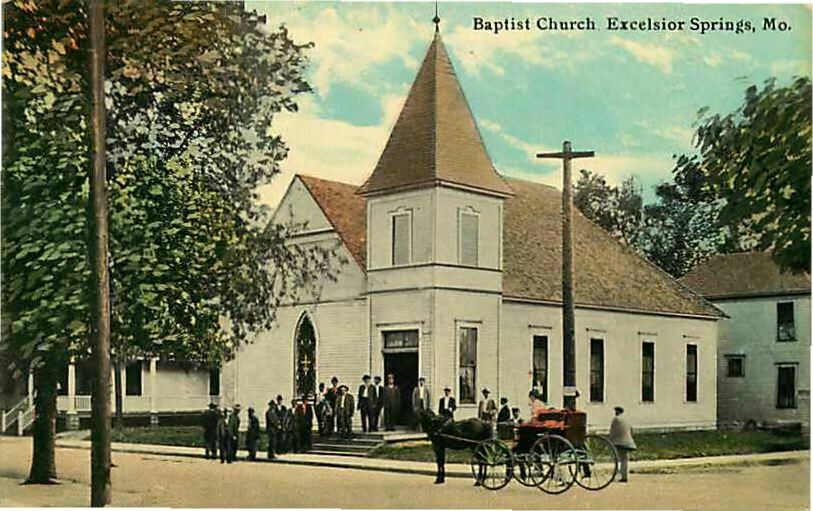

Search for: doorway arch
xmin=293 ymin=313 xmax=317 ymax=398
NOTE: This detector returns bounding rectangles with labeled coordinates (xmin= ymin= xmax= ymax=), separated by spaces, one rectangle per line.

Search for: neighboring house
xmin=681 ymin=252 xmax=811 ymax=427
xmin=218 ymin=31 xmax=723 ymax=433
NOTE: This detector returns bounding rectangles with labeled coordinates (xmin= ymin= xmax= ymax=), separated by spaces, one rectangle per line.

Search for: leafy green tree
xmin=574 ymin=169 xmax=645 ymax=247
xmin=2 ymin=0 xmax=339 ymax=486
xmin=675 ymin=77 xmax=812 ymax=273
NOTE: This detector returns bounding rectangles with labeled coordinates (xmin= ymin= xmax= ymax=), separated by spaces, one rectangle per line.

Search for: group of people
xmin=314 ymin=374 xmax=398 ymax=437
xmin=202 ymin=403 xmax=253 ymax=464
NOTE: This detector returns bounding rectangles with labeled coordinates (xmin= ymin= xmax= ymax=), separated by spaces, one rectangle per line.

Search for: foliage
xmin=675 ymin=77 xmax=812 ymax=273
xmin=574 ymin=170 xmax=645 ymax=248
xmin=2 ymin=0 xmax=340 ymax=381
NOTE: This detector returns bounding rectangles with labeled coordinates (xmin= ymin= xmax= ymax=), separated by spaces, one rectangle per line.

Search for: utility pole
xmin=88 ymin=0 xmax=112 ymax=506
xmin=536 ymin=141 xmax=594 ymax=410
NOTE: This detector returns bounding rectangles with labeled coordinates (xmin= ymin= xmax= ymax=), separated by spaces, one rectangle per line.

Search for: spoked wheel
xmin=574 ymin=434 xmax=619 ymax=491
xmin=529 ymin=434 xmax=577 ymax=495
xmin=470 ymin=439 xmax=514 ymax=491
xmin=512 ymin=453 xmax=543 ymax=487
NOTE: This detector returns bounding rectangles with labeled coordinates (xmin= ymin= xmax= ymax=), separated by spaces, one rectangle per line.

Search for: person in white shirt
xmin=412 ymin=377 xmax=431 ymax=430
xmin=608 ymin=406 xmax=637 ymax=483
xmin=438 ymin=387 xmax=457 ymax=420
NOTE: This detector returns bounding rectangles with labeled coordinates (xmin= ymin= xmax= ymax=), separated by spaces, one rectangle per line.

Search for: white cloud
xmin=609 ymin=36 xmax=674 ymax=74
xmin=771 ymin=59 xmax=811 ymax=77
xmin=256 ymin=94 xmax=404 ymax=208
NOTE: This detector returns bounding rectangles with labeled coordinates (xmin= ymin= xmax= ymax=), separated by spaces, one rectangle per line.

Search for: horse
xmin=419 ymin=409 xmax=492 ymax=484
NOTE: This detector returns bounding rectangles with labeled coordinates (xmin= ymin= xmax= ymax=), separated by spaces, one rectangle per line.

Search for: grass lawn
xmin=369 ymin=429 xmax=809 ymax=463
xmin=103 ymin=426 xmax=273 ymax=452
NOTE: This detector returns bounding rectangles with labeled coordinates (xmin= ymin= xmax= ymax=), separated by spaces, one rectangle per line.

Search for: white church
xmin=218 ymin=31 xmax=722 ymax=432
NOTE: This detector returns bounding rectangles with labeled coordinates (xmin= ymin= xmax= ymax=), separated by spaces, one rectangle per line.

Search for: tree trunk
xmin=113 ymin=361 xmax=123 ymax=430
xmin=88 ymin=0 xmax=112 ymax=506
xmin=25 ymin=365 xmax=58 ymax=484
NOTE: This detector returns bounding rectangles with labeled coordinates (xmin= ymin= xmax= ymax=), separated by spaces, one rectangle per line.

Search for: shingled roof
xmin=298 ymin=174 xmax=721 ymax=318
xmin=357 ymin=33 xmax=511 ymax=197
xmin=680 ymin=252 xmax=811 ymax=299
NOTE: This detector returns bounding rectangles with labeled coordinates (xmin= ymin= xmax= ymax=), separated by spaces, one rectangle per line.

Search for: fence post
xmin=1 ymin=410 xmax=6 ymax=433
xmin=17 ymin=410 xmax=24 ymax=436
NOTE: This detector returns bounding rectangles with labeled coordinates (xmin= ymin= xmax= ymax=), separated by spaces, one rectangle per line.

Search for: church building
xmin=220 ymin=31 xmax=723 ymax=432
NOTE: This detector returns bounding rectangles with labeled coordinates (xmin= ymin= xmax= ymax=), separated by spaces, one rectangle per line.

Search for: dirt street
xmin=0 ymin=437 xmax=808 ymax=510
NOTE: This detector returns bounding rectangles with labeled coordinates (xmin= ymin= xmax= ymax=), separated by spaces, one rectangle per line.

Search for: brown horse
xmin=419 ymin=409 xmax=492 ymax=484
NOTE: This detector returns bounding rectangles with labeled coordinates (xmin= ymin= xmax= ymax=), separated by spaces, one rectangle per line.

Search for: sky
xmin=246 ymin=1 xmax=812 ymax=207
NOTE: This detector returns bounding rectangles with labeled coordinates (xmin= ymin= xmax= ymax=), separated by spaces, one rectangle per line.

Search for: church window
xmin=641 ymin=342 xmax=654 ymax=402
xmin=776 ymin=364 xmax=797 ymax=409
xmin=126 ymin=361 xmax=143 ymax=396
xmin=686 ymin=344 xmax=698 ymax=402
xmin=458 ymin=326 xmax=478 ymax=404
xmin=726 ymin=355 xmax=745 ymax=378
xmin=391 ymin=211 xmax=412 ymax=266
xmin=532 ymin=335 xmax=548 ymax=403
xmin=383 ymin=330 xmax=419 ymax=349
xmin=777 ymin=302 xmax=795 ymax=341
xmin=590 ymin=338 xmax=604 ymax=403
xmin=459 ymin=210 xmax=479 ymax=266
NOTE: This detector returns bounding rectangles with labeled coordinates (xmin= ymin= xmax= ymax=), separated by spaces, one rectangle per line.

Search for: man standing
xmin=203 ymin=403 xmax=219 ymax=460
xmin=282 ymin=399 xmax=295 ymax=454
xmin=265 ymin=399 xmax=280 ymax=460
xmin=357 ymin=375 xmax=375 ymax=433
xmin=478 ymin=388 xmax=497 ymax=424
xmin=325 ymin=376 xmax=340 ymax=437
xmin=371 ymin=375 xmax=384 ymax=431
xmin=246 ymin=407 xmax=260 ymax=461
xmin=315 ymin=382 xmax=327 ymax=435
xmin=227 ymin=404 xmax=241 ymax=463
xmin=438 ymin=387 xmax=456 ymax=420
xmin=382 ymin=374 xmax=401 ymax=431
xmin=216 ymin=408 xmax=229 ymax=464
xmin=412 ymin=377 xmax=431 ymax=430
xmin=608 ymin=406 xmax=636 ymax=483
xmin=335 ymin=384 xmax=355 ymax=438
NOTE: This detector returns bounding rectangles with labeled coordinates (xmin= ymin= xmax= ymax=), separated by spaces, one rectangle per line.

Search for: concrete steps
xmin=308 ymin=429 xmax=426 ymax=458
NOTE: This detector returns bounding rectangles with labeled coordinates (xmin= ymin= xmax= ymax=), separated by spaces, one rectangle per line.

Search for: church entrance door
xmin=384 ymin=352 xmax=418 ymax=426
xmin=294 ymin=315 xmax=317 ymax=398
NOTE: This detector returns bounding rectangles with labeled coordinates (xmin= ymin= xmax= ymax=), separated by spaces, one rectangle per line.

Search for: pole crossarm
xmin=535 ymin=150 xmax=595 ymax=159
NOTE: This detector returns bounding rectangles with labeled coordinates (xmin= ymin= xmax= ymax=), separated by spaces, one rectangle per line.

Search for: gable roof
xmin=298 ymin=175 xmax=366 ymax=268
xmin=680 ymin=252 xmax=811 ymax=299
xmin=357 ymin=33 xmax=511 ymax=198
xmin=298 ymin=173 xmax=721 ymax=318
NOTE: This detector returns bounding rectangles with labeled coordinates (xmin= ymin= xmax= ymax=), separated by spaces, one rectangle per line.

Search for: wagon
xmin=469 ymin=408 xmax=619 ymax=493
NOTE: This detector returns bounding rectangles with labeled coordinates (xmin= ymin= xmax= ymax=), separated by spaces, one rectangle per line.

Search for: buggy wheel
xmin=470 ymin=439 xmax=514 ymax=491
xmin=574 ymin=434 xmax=618 ymax=491
xmin=512 ymin=453 xmax=543 ymax=487
xmin=529 ymin=434 xmax=577 ymax=495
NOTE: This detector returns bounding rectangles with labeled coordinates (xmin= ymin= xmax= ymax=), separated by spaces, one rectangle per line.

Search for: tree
xmin=675 ymin=77 xmax=812 ymax=273
xmin=2 ymin=0 xmax=339 ymax=491
xmin=574 ymin=169 xmax=645 ymax=247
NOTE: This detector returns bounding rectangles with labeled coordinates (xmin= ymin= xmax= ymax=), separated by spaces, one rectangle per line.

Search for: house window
xmin=391 ymin=212 xmax=411 ymax=266
xmin=383 ymin=330 xmax=419 ymax=349
xmin=458 ymin=326 xmax=477 ymax=404
xmin=459 ymin=211 xmax=479 ymax=267
xmin=686 ymin=345 xmax=698 ymax=402
xmin=776 ymin=365 xmax=797 ymax=409
xmin=641 ymin=342 xmax=655 ymax=402
xmin=532 ymin=335 xmax=548 ymax=403
xmin=726 ymin=355 xmax=745 ymax=378
xmin=125 ymin=361 xmax=143 ymax=396
xmin=590 ymin=338 xmax=604 ymax=403
xmin=777 ymin=302 xmax=795 ymax=341
xmin=209 ymin=368 xmax=220 ymax=396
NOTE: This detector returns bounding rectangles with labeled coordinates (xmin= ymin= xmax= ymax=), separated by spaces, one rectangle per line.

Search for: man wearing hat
xmin=216 ymin=408 xmax=229 ymax=464
xmin=203 ymin=402 xmax=219 ymax=460
xmin=478 ymin=388 xmax=497 ymax=424
xmin=227 ymin=404 xmax=242 ymax=462
xmin=608 ymin=406 xmax=636 ymax=483
xmin=381 ymin=374 xmax=401 ymax=431
xmin=246 ymin=406 xmax=261 ymax=461
xmin=265 ymin=399 xmax=280 ymax=459
xmin=357 ymin=375 xmax=376 ymax=433
xmin=371 ymin=375 xmax=384 ymax=431
xmin=325 ymin=376 xmax=340 ymax=437
xmin=334 ymin=384 xmax=355 ymax=438
xmin=411 ymin=377 xmax=431 ymax=430
xmin=438 ymin=387 xmax=456 ymax=420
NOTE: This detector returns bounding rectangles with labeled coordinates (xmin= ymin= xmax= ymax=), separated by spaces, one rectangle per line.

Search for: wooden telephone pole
xmin=536 ymin=141 xmax=594 ymax=410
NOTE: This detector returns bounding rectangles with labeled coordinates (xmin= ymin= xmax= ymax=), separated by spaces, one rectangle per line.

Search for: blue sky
xmin=247 ymin=2 xmax=811 ymax=206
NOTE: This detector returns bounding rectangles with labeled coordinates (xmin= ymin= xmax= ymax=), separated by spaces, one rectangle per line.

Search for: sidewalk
xmin=53 ymin=437 xmax=809 ymax=479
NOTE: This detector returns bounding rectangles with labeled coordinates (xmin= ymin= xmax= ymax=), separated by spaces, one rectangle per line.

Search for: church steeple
xmin=358 ymin=30 xmax=511 ymax=197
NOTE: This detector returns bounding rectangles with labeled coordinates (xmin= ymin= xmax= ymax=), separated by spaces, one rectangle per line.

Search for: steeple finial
xmin=432 ymin=2 xmax=440 ymax=32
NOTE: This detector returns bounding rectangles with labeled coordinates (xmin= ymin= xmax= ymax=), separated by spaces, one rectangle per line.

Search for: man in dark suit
xmin=203 ymin=403 xmax=219 ymax=460
xmin=371 ymin=375 xmax=383 ymax=431
xmin=325 ymin=376 xmax=340 ymax=437
xmin=227 ymin=404 xmax=241 ymax=463
xmin=438 ymin=387 xmax=457 ymax=420
xmin=246 ymin=407 xmax=260 ymax=461
xmin=335 ymin=385 xmax=355 ymax=438
xmin=216 ymin=408 xmax=229 ymax=464
xmin=265 ymin=399 xmax=280 ymax=459
xmin=382 ymin=374 xmax=401 ymax=431
xmin=357 ymin=375 xmax=375 ymax=433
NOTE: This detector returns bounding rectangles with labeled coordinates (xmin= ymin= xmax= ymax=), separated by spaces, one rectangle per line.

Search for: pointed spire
xmin=433 ymin=2 xmax=440 ymax=33
xmin=358 ymin=31 xmax=511 ymax=197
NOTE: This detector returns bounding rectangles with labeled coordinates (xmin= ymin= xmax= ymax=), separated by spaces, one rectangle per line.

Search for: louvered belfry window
xmin=392 ymin=212 xmax=411 ymax=266
xmin=459 ymin=211 xmax=479 ymax=266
